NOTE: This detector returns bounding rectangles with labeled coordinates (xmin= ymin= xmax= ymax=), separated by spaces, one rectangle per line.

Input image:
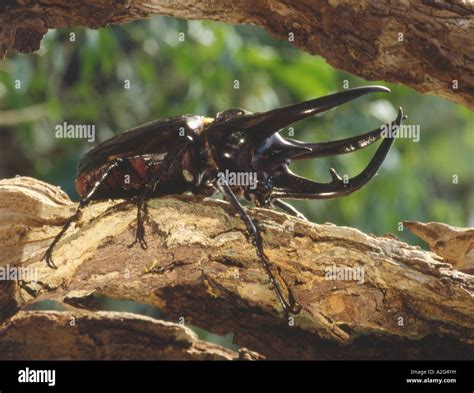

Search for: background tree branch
xmin=0 ymin=310 xmax=263 ymax=360
xmin=0 ymin=1 xmax=472 ymax=109
xmin=0 ymin=177 xmax=473 ymax=360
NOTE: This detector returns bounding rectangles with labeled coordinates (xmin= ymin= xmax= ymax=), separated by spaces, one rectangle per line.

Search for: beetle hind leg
xmin=42 ymin=207 xmax=82 ymax=269
xmin=42 ymin=158 xmax=127 ymax=268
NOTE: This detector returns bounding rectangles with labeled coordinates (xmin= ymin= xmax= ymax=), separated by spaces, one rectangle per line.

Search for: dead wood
xmin=0 ymin=176 xmax=473 ymax=360
xmin=0 ymin=1 xmax=472 ymax=109
xmin=0 ymin=309 xmax=263 ymax=360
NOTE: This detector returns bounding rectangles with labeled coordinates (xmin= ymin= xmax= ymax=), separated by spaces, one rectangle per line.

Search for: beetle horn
xmin=270 ymin=108 xmax=404 ymax=200
xmin=288 ymin=110 xmax=408 ymax=160
xmin=251 ymin=133 xmax=311 ymax=170
xmin=240 ymin=86 xmax=390 ymax=141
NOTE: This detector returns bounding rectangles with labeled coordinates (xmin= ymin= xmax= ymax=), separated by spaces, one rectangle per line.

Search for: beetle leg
xmin=271 ymin=199 xmax=308 ymax=221
xmin=128 ymin=193 xmax=149 ymax=249
xmin=128 ymin=136 xmax=194 ymax=249
xmin=42 ymin=158 xmax=128 ymax=268
xmin=217 ymin=181 xmax=301 ymax=318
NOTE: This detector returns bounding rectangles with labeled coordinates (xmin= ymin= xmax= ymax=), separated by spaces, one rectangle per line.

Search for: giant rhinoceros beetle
xmin=43 ymin=86 xmax=404 ymax=318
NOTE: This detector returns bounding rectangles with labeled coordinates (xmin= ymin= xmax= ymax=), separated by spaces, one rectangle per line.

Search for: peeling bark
xmin=405 ymin=221 xmax=474 ymax=273
xmin=0 ymin=1 xmax=473 ymax=109
xmin=0 ymin=177 xmax=473 ymax=360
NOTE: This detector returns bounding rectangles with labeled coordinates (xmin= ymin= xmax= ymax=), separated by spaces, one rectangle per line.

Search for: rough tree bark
xmin=0 ymin=1 xmax=473 ymax=109
xmin=0 ymin=177 xmax=473 ymax=360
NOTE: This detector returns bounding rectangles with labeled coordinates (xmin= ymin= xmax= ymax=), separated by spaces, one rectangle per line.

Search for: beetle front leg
xmin=271 ymin=199 xmax=308 ymax=221
xmin=217 ymin=181 xmax=301 ymax=318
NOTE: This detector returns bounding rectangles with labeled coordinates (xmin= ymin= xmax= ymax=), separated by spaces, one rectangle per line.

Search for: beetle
xmin=43 ymin=86 xmax=404 ymax=318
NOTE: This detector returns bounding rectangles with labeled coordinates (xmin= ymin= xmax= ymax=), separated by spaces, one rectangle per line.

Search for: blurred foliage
xmin=0 ymin=17 xmax=473 ymax=345
xmin=1 ymin=17 xmax=472 ymax=238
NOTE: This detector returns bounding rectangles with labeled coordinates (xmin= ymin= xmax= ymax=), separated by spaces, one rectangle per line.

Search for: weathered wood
xmin=0 ymin=177 xmax=473 ymax=360
xmin=405 ymin=221 xmax=474 ymax=273
xmin=0 ymin=1 xmax=473 ymax=109
xmin=0 ymin=310 xmax=263 ymax=360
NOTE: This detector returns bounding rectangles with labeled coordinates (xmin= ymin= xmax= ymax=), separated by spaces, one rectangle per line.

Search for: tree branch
xmin=0 ymin=310 xmax=263 ymax=360
xmin=0 ymin=104 xmax=48 ymax=126
xmin=0 ymin=177 xmax=473 ymax=360
xmin=0 ymin=1 xmax=473 ymax=109
xmin=404 ymin=221 xmax=474 ymax=273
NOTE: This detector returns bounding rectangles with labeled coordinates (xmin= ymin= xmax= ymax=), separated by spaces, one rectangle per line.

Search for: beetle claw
xmin=128 ymin=224 xmax=148 ymax=250
xmin=138 ymin=236 xmax=148 ymax=250
xmin=43 ymin=251 xmax=58 ymax=270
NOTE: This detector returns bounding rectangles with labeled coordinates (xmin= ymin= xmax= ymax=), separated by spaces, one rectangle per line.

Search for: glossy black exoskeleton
xmin=43 ymin=86 xmax=405 ymax=318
